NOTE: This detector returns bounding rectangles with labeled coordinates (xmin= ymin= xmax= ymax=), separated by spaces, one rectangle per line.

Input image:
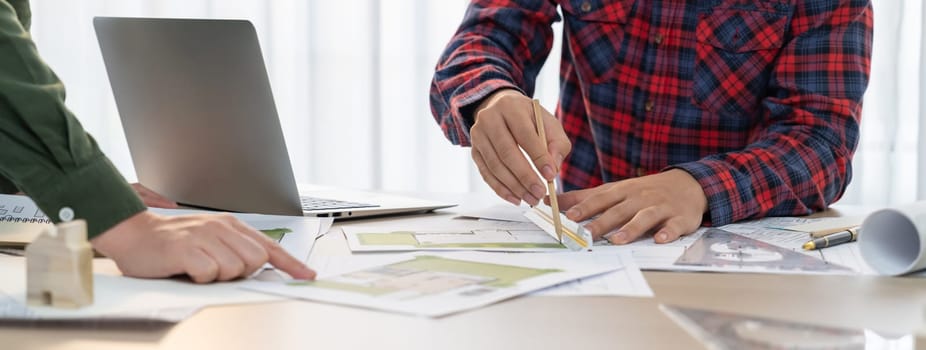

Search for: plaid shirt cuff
xmin=433 ymin=73 xmax=523 ymax=146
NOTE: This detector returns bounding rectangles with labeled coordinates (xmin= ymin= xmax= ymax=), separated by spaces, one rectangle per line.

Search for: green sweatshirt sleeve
xmin=0 ymin=0 xmax=145 ymax=238
xmin=0 ymin=174 xmax=16 ymax=194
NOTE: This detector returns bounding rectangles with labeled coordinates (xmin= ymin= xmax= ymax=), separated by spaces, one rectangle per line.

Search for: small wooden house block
xmin=25 ymin=219 xmax=93 ymax=308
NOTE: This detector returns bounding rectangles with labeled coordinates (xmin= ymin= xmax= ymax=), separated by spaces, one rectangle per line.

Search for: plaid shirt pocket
xmin=692 ymin=4 xmax=790 ymax=116
xmin=560 ymin=0 xmax=634 ymax=84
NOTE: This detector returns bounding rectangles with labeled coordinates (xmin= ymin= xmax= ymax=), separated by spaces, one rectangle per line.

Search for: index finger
xmin=264 ymin=240 xmax=317 ymax=280
xmin=506 ymin=102 xmax=558 ymax=181
xmin=229 ymin=219 xmax=317 ymax=280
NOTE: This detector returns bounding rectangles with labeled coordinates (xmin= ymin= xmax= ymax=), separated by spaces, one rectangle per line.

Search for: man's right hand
xmin=91 ymin=210 xmax=316 ymax=283
xmin=470 ymin=89 xmax=571 ymax=206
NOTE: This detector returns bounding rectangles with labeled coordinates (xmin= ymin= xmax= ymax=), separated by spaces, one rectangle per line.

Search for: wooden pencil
xmin=532 ymin=99 xmax=563 ymax=241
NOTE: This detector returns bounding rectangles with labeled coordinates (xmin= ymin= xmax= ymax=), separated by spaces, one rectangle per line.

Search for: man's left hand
xmin=556 ymin=169 xmax=708 ymax=244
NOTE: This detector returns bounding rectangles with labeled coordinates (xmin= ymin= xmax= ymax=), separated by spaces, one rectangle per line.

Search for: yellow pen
xmin=802 ymin=227 xmax=859 ymax=250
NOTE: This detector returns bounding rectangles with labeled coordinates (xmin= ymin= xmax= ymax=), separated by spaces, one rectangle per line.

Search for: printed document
xmin=241 ymin=251 xmax=618 ymax=317
xmin=342 ymin=220 xmax=566 ymax=252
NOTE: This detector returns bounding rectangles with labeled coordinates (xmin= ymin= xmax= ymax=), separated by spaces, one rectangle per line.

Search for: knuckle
xmin=230 ymin=261 xmax=247 ymax=279
xmin=477 ymin=169 xmax=489 ymax=182
xmin=507 ymin=187 xmax=527 ymax=199
xmin=265 ymin=242 xmax=286 ymax=255
xmin=218 ymin=266 xmax=242 ymax=281
xmin=479 ymin=172 xmax=496 ymax=187
xmin=190 ymin=275 xmax=209 ymax=284
xmin=255 ymin=249 xmax=270 ymax=264
xmin=620 ymin=222 xmax=641 ymax=235
xmin=189 ymin=234 xmax=210 ymax=248
xmin=639 ymin=206 xmax=662 ymax=219
xmin=190 ymin=265 xmax=217 ymax=284
xmin=492 ymin=187 xmax=512 ymax=199
xmin=513 ymin=165 xmax=538 ymax=180
xmin=482 ymin=152 xmax=503 ymax=168
xmin=203 ymin=219 xmax=224 ymax=231
xmin=496 ymin=147 xmax=519 ymax=163
xmin=474 ymin=109 xmax=491 ymax=123
xmin=469 ymin=127 xmax=483 ymax=141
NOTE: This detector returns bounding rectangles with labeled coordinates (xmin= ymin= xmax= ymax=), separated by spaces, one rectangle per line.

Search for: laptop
xmin=93 ymin=17 xmax=454 ymax=218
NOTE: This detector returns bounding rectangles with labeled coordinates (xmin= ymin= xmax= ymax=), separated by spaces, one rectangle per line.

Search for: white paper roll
xmin=859 ymin=201 xmax=926 ymax=276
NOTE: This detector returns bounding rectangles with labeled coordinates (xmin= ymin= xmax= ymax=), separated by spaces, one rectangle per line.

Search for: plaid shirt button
xmin=653 ymin=33 xmax=663 ymax=45
xmin=636 ymin=168 xmax=646 ymax=177
xmin=644 ymin=100 xmax=654 ymax=112
xmin=580 ymin=1 xmax=591 ymax=12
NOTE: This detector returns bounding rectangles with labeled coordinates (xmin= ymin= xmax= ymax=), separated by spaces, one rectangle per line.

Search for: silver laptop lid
xmin=95 ymin=17 xmax=303 ymax=216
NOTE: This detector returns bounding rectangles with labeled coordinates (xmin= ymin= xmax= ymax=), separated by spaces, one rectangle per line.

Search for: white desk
xmin=2 ymin=194 xmax=924 ymax=349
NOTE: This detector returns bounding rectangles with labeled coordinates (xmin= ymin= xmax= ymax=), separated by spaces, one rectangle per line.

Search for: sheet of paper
xmin=0 ymin=194 xmax=54 ymax=248
xmin=310 ymin=251 xmax=653 ymax=298
xmin=458 ymin=204 xmax=532 ymax=223
xmin=810 ymin=243 xmax=877 ymax=275
xmin=777 ymin=216 xmax=863 ymax=233
xmin=0 ymin=194 xmax=50 ymax=222
xmin=0 ymin=222 xmax=50 ymax=248
xmin=341 ymin=220 xmax=566 ymax=252
xmin=241 ymin=251 xmax=618 ymax=317
xmin=0 ymin=257 xmax=284 ymax=322
xmin=530 ymin=250 xmax=653 ymax=297
xmin=316 ymin=217 xmax=336 ymax=238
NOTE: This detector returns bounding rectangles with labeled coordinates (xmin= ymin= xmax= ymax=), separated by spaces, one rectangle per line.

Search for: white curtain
xmin=27 ymin=0 xmax=921 ymax=207
xmin=842 ymin=0 xmax=925 ymax=207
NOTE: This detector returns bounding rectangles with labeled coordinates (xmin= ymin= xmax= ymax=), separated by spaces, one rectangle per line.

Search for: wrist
xmin=666 ymin=169 xmax=708 ymax=214
xmin=474 ymin=88 xmax=522 ymax=121
xmin=90 ymin=210 xmax=158 ymax=257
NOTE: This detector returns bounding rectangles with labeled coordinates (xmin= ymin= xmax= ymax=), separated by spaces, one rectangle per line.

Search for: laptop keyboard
xmin=300 ymin=196 xmax=379 ymax=211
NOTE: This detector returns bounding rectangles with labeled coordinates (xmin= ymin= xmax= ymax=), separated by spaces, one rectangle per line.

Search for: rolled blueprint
xmin=859 ymin=201 xmax=926 ymax=275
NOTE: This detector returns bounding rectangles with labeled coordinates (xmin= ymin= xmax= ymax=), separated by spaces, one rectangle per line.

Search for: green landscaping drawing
xmin=259 ymin=228 xmax=292 ymax=242
xmin=287 ymin=255 xmax=561 ymax=298
xmin=355 ymin=231 xmax=565 ymax=249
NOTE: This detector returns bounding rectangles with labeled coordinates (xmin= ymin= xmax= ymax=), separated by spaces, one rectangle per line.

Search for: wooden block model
xmin=25 ymin=219 xmax=93 ymax=308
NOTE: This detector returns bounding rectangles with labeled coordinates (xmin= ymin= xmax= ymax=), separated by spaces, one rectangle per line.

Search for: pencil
xmin=532 ymin=99 xmax=563 ymax=241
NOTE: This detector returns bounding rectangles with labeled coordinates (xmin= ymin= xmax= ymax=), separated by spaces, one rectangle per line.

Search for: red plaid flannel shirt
xmin=430 ymin=0 xmax=872 ymax=226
